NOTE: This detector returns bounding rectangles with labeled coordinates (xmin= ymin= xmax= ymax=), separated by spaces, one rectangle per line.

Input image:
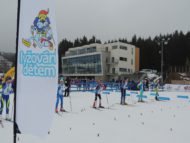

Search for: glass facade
xmin=62 ymin=54 xmax=102 ymax=74
xmin=86 ymin=47 xmax=96 ymax=53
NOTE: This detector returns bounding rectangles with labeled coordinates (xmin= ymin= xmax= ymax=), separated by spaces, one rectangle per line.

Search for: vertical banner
xmin=16 ymin=0 xmax=58 ymax=135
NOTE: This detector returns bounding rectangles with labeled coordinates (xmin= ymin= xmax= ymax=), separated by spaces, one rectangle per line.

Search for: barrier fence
xmin=67 ymin=82 xmax=190 ymax=92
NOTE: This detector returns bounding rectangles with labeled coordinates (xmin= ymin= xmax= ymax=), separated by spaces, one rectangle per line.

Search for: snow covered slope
xmin=1 ymin=91 xmax=190 ymax=143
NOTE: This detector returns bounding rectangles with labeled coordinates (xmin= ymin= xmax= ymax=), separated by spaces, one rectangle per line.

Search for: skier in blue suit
xmin=55 ymin=78 xmax=66 ymax=113
xmin=137 ymin=80 xmax=144 ymax=102
xmin=0 ymin=77 xmax=13 ymax=120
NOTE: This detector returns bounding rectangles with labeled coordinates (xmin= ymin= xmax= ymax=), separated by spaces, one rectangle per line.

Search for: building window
xmin=106 ymin=58 xmax=108 ymax=63
xmin=131 ymin=48 xmax=134 ymax=55
xmin=87 ymin=47 xmax=96 ymax=53
xmin=69 ymin=50 xmax=77 ymax=56
xmin=112 ymin=45 xmax=117 ymax=49
xmin=78 ymin=49 xmax=86 ymax=54
xmin=131 ymin=59 xmax=133 ymax=65
xmin=105 ymin=47 xmax=108 ymax=52
xmin=112 ymin=57 xmax=115 ymax=63
xmin=119 ymin=57 xmax=127 ymax=61
xmin=112 ymin=68 xmax=115 ymax=74
xmin=107 ymin=67 xmax=109 ymax=73
xmin=120 ymin=45 xmax=127 ymax=50
xmin=86 ymin=48 xmax=90 ymax=53
xmin=119 ymin=68 xmax=127 ymax=72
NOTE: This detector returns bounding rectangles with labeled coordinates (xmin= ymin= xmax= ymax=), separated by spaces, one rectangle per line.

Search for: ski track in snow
xmin=1 ymin=91 xmax=190 ymax=143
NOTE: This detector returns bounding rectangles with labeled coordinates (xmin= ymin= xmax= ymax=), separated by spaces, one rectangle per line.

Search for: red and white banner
xmin=16 ymin=0 xmax=58 ymax=136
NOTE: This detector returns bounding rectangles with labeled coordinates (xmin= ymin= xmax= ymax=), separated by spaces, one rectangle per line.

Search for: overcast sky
xmin=0 ymin=0 xmax=190 ymax=53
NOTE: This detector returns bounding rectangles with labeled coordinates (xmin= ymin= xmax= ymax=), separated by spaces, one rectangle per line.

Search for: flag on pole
xmin=16 ymin=0 xmax=58 ymax=136
xmin=3 ymin=67 xmax=15 ymax=83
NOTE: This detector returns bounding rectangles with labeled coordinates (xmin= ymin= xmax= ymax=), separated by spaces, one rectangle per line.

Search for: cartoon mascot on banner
xmin=22 ymin=9 xmax=55 ymax=50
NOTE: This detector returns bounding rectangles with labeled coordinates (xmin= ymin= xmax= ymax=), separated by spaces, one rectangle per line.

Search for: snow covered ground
xmin=1 ymin=90 xmax=190 ymax=143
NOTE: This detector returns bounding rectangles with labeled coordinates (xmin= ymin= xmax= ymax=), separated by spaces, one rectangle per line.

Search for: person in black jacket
xmin=64 ymin=77 xmax=71 ymax=97
xmin=120 ymin=78 xmax=128 ymax=105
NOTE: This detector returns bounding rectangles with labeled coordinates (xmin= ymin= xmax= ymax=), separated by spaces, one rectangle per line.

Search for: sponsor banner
xmin=164 ymin=84 xmax=190 ymax=92
xmin=16 ymin=0 xmax=58 ymax=136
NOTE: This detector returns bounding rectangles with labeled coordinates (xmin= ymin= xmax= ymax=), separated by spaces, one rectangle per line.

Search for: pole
xmin=69 ymin=95 xmax=72 ymax=112
xmin=14 ymin=0 xmax=21 ymax=143
xmin=161 ymin=41 xmax=164 ymax=83
xmin=106 ymin=94 xmax=110 ymax=109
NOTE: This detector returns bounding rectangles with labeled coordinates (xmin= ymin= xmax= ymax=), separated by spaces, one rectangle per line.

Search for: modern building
xmin=62 ymin=42 xmax=139 ymax=81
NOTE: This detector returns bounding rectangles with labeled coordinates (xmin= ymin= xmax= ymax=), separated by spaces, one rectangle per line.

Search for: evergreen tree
xmin=131 ymin=35 xmax=137 ymax=45
xmin=185 ymin=57 xmax=190 ymax=67
xmin=80 ymin=36 xmax=88 ymax=45
xmin=89 ymin=36 xmax=96 ymax=44
xmin=74 ymin=38 xmax=80 ymax=47
xmin=58 ymin=39 xmax=73 ymax=73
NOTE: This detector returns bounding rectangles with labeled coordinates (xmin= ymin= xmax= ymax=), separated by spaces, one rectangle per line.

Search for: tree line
xmin=58 ymin=31 xmax=190 ymax=73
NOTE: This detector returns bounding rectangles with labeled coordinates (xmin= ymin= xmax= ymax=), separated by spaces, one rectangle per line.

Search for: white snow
xmin=1 ymin=90 xmax=190 ymax=143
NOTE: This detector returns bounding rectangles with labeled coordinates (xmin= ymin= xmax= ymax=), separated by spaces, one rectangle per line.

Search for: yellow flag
xmin=3 ymin=67 xmax=15 ymax=82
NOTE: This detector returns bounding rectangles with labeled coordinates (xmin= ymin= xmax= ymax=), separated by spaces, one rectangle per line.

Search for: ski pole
xmin=0 ymin=120 xmax=4 ymax=128
xmin=69 ymin=95 xmax=72 ymax=112
xmin=103 ymin=91 xmax=110 ymax=109
xmin=11 ymin=94 xmax=14 ymax=121
xmin=106 ymin=94 xmax=110 ymax=109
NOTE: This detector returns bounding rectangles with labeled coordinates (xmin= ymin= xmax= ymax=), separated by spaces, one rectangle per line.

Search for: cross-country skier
xmin=0 ymin=76 xmax=13 ymax=121
xmin=92 ymin=80 xmax=105 ymax=108
xmin=154 ymin=79 xmax=160 ymax=101
xmin=120 ymin=78 xmax=128 ymax=105
xmin=55 ymin=78 xmax=66 ymax=113
xmin=137 ymin=80 xmax=144 ymax=102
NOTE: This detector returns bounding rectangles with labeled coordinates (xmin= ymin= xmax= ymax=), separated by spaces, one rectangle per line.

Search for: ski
xmin=116 ymin=103 xmax=128 ymax=106
xmin=56 ymin=110 xmax=74 ymax=116
xmin=115 ymin=103 xmax=137 ymax=107
xmin=55 ymin=112 xmax=63 ymax=117
xmin=98 ymin=106 xmax=105 ymax=109
xmin=61 ymin=111 xmax=71 ymax=114
xmin=91 ymin=107 xmax=103 ymax=111
xmin=104 ymin=107 xmax=117 ymax=110
xmin=60 ymin=109 xmax=69 ymax=113
xmin=0 ymin=120 xmax=4 ymax=128
xmin=1 ymin=118 xmax=14 ymax=123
